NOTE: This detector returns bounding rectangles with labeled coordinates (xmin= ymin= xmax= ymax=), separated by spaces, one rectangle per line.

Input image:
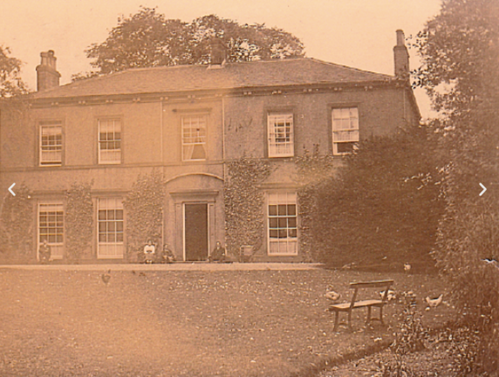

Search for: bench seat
xmin=329 ymin=299 xmax=385 ymax=311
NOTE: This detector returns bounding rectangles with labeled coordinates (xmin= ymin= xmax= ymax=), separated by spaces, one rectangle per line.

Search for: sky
xmin=0 ymin=0 xmax=442 ymax=118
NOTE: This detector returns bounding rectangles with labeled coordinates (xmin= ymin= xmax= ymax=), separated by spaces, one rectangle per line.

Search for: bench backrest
xmin=348 ymin=279 xmax=394 ymax=308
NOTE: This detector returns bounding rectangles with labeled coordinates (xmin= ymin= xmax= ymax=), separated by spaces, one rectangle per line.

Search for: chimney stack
xmin=36 ymin=50 xmax=61 ymax=91
xmin=393 ymin=30 xmax=409 ymax=79
xmin=210 ymin=39 xmax=227 ymax=66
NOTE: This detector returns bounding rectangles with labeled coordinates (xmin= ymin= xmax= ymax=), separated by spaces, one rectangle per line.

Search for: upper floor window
xmin=332 ymin=107 xmax=359 ymax=155
xmin=182 ymin=115 xmax=207 ymax=161
xmin=98 ymin=119 xmax=121 ymax=164
xmin=268 ymin=113 xmax=294 ymax=157
xmin=40 ymin=123 xmax=62 ymax=166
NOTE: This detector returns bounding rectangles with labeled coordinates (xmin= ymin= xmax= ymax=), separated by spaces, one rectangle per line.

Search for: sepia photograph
xmin=0 ymin=0 xmax=498 ymax=375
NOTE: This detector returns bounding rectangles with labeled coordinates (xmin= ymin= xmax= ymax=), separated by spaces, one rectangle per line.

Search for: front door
xmin=184 ymin=203 xmax=208 ymax=261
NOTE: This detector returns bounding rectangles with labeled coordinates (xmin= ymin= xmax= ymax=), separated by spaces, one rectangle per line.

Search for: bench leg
xmin=347 ymin=310 xmax=353 ymax=330
xmin=333 ymin=311 xmax=340 ymax=331
xmin=379 ymin=306 xmax=384 ymax=325
xmin=366 ymin=306 xmax=372 ymax=324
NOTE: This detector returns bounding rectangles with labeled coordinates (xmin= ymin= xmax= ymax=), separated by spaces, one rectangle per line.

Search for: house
xmin=0 ymin=30 xmax=420 ymax=263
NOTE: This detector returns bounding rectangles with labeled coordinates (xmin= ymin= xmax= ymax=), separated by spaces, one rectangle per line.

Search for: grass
xmin=0 ymin=268 xmax=452 ymax=376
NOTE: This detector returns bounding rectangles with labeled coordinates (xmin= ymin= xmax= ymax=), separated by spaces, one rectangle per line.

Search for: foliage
xmin=311 ymin=127 xmax=443 ymax=270
xmin=0 ymin=46 xmax=28 ymax=97
xmin=375 ymin=355 xmax=415 ymax=377
xmin=391 ymin=303 xmax=428 ymax=356
xmin=294 ymin=145 xmax=335 ymax=262
xmin=83 ymin=7 xmax=304 ymax=75
xmin=65 ymin=181 xmax=93 ymax=263
xmin=0 ymin=183 xmax=33 ymax=261
xmin=224 ymin=158 xmax=272 ymax=258
xmin=123 ymin=171 xmax=164 ymax=260
xmin=413 ymin=1 xmax=499 ymax=373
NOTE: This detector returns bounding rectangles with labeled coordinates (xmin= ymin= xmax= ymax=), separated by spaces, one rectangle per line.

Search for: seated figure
xmin=143 ymin=240 xmax=156 ymax=264
xmin=208 ymin=241 xmax=226 ymax=263
xmin=39 ymin=239 xmax=51 ymax=264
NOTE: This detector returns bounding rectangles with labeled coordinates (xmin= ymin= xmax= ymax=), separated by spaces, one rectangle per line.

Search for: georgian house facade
xmin=0 ymin=31 xmax=420 ymax=263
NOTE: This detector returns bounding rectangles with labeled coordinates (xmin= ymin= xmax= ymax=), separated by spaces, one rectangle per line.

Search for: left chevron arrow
xmin=8 ymin=183 xmax=16 ymax=196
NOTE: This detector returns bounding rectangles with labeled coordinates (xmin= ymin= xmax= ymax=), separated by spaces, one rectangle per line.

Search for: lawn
xmin=0 ymin=267 xmax=452 ymax=376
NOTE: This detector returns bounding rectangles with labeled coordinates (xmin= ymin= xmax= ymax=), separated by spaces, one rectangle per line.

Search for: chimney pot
xmin=36 ymin=50 xmax=61 ymax=91
xmin=210 ymin=39 xmax=227 ymax=66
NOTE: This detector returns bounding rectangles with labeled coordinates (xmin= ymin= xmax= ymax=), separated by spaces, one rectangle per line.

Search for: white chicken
xmin=425 ymin=294 xmax=443 ymax=308
xmin=404 ymin=263 xmax=411 ymax=272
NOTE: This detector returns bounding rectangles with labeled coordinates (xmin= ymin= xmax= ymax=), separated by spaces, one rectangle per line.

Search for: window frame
xmin=267 ymin=112 xmax=294 ymax=158
xmin=38 ymin=202 xmax=64 ymax=260
xmin=181 ymin=114 xmax=208 ymax=162
xmin=39 ymin=121 xmax=63 ymax=167
xmin=97 ymin=197 xmax=124 ymax=259
xmin=98 ymin=118 xmax=122 ymax=165
xmin=267 ymin=191 xmax=298 ymax=256
xmin=331 ymin=106 xmax=360 ymax=155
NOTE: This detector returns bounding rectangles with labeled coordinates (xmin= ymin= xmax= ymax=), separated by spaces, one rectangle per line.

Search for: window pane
xmin=278 ymin=218 xmax=287 ymax=228
xmin=269 ymin=230 xmax=278 ymax=238
xmin=278 ymin=205 xmax=287 ymax=216
xmin=288 ymin=217 xmax=297 ymax=228
xmin=269 ymin=205 xmax=277 ymax=216
xmin=269 ymin=218 xmax=278 ymax=228
xmin=287 ymin=205 xmax=296 ymax=216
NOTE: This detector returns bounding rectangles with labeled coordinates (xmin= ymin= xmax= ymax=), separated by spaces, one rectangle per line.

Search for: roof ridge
xmin=306 ymin=57 xmax=394 ymax=79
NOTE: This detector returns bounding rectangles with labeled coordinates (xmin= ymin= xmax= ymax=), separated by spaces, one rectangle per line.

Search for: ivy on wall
xmin=224 ymin=158 xmax=272 ymax=258
xmin=294 ymin=145 xmax=336 ymax=262
xmin=123 ymin=171 xmax=164 ymax=260
xmin=65 ymin=181 xmax=93 ymax=263
xmin=0 ymin=183 xmax=34 ymax=262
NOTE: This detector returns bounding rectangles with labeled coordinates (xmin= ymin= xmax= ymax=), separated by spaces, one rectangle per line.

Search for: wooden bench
xmin=328 ymin=279 xmax=394 ymax=331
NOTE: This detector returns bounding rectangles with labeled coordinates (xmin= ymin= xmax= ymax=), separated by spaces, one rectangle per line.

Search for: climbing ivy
xmin=224 ymin=158 xmax=272 ymax=258
xmin=294 ymin=145 xmax=336 ymax=261
xmin=123 ymin=171 xmax=164 ymax=261
xmin=0 ymin=183 xmax=34 ymax=262
xmin=65 ymin=181 xmax=93 ymax=263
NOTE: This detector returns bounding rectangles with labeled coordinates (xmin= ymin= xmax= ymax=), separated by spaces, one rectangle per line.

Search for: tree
xmin=0 ymin=46 xmax=28 ymax=97
xmin=414 ymin=0 xmax=499 ymax=373
xmin=82 ymin=7 xmax=304 ymax=76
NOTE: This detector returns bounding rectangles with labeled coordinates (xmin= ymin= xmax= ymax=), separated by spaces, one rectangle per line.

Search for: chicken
xmin=404 ymin=263 xmax=411 ymax=272
xmin=425 ymin=294 xmax=443 ymax=308
xmin=379 ymin=289 xmax=396 ymax=301
xmin=482 ymin=258 xmax=499 ymax=269
xmin=325 ymin=290 xmax=341 ymax=302
xmin=101 ymin=270 xmax=111 ymax=285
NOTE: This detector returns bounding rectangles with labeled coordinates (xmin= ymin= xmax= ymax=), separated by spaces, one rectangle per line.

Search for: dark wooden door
xmin=184 ymin=203 xmax=208 ymax=261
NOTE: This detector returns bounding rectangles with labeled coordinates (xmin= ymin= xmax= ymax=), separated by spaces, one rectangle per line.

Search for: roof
xmin=30 ymin=58 xmax=396 ymax=100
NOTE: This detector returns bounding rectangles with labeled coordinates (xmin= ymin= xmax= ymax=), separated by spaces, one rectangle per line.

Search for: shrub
xmin=224 ymin=157 xmax=271 ymax=258
xmin=312 ymin=126 xmax=443 ymax=270
xmin=65 ymin=181 xmax=93 ymax=263
xmin=123 ymin=171 xmax=164 ymax=260
xmin=0 ymin=183 xmax=34 ymax=262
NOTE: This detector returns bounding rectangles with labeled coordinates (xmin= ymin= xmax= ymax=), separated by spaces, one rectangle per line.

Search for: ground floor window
xmin=38 ymin=203 xmax=64 ymax=259
xmin=267 ymin=191 xmax=298 ymax=255
xmin=97 ymin=198 xmax=124 ymax=259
